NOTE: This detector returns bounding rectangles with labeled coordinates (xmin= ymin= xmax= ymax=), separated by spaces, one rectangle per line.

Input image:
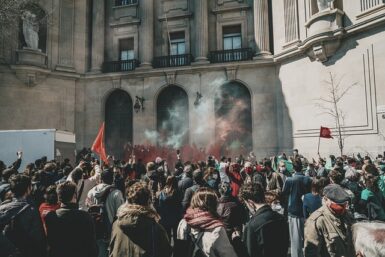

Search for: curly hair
xmin=328 ymin=169 xmax=344 ymax=185
xmin=238 ymin=182 xmax=266 ymax=204
xmin=126 ymin=182 xmax=152 ymax=206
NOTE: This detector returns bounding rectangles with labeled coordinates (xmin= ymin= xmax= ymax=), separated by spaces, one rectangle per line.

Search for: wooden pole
xmin=317 ymin=136 xmax=321 ymax=155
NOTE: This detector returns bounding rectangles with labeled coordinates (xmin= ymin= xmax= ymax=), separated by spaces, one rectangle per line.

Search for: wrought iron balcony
xmin=115 ymin=0 xmax=138 ymax=7
xmin=153 ymin=54 xmax=193 ymax=68
xmin=209 ymin=48 xmax=254 ymax=63
xmin=102 ymin=59 xmax=139 ymax=73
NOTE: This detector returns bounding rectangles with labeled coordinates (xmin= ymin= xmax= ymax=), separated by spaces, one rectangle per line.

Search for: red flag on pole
xmin=320 ymin=126 xmax=333 ymax=139
xmin=91 ymin=122 xmax=108 ymax=163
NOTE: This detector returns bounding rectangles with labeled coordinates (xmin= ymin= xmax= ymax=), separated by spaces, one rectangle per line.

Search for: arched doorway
xmin=157 ymin=86 xmax=189 ymax=148
xmin=215 ymin=81 xmax=252 ymax=155
xmin=105 ymin=90 xmax=133 ymax=159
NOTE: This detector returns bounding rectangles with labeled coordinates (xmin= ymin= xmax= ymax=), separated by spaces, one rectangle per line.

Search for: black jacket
xmin=0 ymin=198 xmax=47 ymax=257
xmin=217 ymin=196 xmax=247 ymax=236
xmin=242 ymin=205 xmax=289 ymax=257
xmin=45 ymin=203 xmax=98 ymax=257
xmin=177 ymin=176 xmax=193 ymax=196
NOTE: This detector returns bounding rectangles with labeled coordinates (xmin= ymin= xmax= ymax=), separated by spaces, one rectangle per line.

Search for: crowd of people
xmin=1 ymin=148 xmax=385 ymax=257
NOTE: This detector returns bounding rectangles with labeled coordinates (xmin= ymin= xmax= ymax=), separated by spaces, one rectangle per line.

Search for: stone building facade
xmin=0 ymin=0 xmax=384 ymax=159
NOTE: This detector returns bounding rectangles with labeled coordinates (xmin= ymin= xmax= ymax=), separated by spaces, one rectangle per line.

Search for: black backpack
xmin=87 ymin=186 xmax=116 ymax=240
xmin=0 ymin=203 xmax=30 ymax=257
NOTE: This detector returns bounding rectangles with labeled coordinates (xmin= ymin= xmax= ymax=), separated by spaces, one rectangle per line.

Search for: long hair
xmin=203 ymin=167 xmax=216 ymax=181
xmin=190 ymin=187 xmax=219 ymax=218
xmin=163 ymin=176 xmax=177 ymax=196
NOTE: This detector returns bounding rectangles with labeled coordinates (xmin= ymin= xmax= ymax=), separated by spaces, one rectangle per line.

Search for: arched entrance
xmin=157 ymin=86 xmax=189 ymax=148
xmin=215 ymin=81 xmax=252 ymax=155
xmin=105 ymin=89 xmax=133 ymax=159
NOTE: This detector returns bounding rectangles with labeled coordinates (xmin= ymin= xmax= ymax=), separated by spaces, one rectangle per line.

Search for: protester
xmin=202 ymin=166 xmax=218 ymax=190
xmin=303 ymin=179 xmax=323 ymax=218
xmin=0 ymin=168 xmax=16 ymax=202
xmin=109 ymin=182 xmax=172 ymax=257
xmin=265 ymin=160 xmax=284 ymax=194
xmin=226 ymin=163 xmax=243 ymax=198
xmin=304 ymin=184 xmax=355 ymax=257
xmin=178 ymin=164 xmax=194 ymax=195
xmin=182 ymin=169 xmax=207 ymax=212
xmin=86 ymin=169 xmax=124 ymax=257
xmin=216 ymin=182 xmax=246 ymax=239
xmin=305 ymin=163 xmax=317 ymax=177
xmin=39 ymin=185 xmax=60 ymax=234
xmin=282 ymin=158 xmax=311 ymax=257
xmin=143 ymin=161 xmax=161 ymax=196
xmin=157 ymin=175 xmax=183 ymax=244
xmin=219 ymin=156 xmax=230 ymax=183
xmin=0 ymin=174 xmax=47 ymax=257
xmin=265 ymin=191 xmax=285 ymax=215
xmin=359 ymin=163 xmax=385 ymax=221
xmin=278 ymin=160 xmax=291 ymax=184
xmin=67 ymin=160 xmax=102 ymax=210
xmin=177 ymin=187 xmax=237 ymax=257
xmin=45 ymin=181 xmax=98 ymax=257
xmin=237 ymin=182 xmax=289 ymax=257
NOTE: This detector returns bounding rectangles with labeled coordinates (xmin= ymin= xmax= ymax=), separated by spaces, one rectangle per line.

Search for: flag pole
xmin=317 ymin=135 xmax=321 ymax=155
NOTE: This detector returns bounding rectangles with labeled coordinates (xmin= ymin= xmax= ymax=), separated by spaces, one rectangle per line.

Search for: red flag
xmin=91 ymin=122 xmax=108 ymax=163
xmin=320 ymin=126 xmax=333 ymax=139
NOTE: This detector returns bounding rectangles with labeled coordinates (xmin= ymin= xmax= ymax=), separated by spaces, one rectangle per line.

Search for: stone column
xmin=194 ymin=0 xmax=209 ymax=63
xmin=91 ymin=0 xmax=105 ymax=72
xmin=254 ymin=0 xmax=271 ymax=56
xmin=139 ymin=0 xmax=154 ymax=69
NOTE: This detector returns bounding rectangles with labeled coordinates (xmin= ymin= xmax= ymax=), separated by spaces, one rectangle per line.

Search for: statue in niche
xmin=22 ymin=10 xmax=39 ymax=50
xmin=317 ymin=0 xmax=335 ymax=12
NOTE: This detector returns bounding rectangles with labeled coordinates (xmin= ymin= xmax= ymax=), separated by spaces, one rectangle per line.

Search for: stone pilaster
xmin=254 ymin=0 xmax=271 ymax=56
xmin=90 ymin=0 xmax=105 ymax=72
xmin=194 ymin=0 xmax=209 ymax=63
xmin=57 ymin=0 xmax=75 ymax=71
xmin=139 ymin=0 xmax=154 ymax=69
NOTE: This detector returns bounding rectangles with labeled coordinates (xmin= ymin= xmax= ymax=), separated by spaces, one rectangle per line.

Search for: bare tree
xmin=315 ymin=72 xmax=358 ymax=156
xmin=0 ymin=0 xmax=34 ymax=28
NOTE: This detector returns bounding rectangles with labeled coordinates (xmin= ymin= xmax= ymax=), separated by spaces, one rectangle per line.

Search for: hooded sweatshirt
xmin=86 ymin=183 xmax=124 ymax=224
xmin=109 ymin=204 xmax=172 ymax=257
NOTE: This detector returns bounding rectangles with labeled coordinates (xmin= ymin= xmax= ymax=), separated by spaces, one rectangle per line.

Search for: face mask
xmin=212 ymin=174 xmax=218 ymax=180
xmin=279 ymin=167 xmax=286 ymax=172
xmin=329 ymin=202 xmax=347 ymax=216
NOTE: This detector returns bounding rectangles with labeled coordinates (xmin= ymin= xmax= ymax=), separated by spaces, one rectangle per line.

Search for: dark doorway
xmin=157 ymin=86 xmax=189 ymax=148
xmin=215 ymin=81 xmax=252 ymax=155
xmin=105 ymin=90 xmax=133 ymax=159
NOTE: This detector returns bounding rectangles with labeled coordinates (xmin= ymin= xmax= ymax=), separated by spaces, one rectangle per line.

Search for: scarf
xmin=184 ymin=208 xmax=224 ymax=230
